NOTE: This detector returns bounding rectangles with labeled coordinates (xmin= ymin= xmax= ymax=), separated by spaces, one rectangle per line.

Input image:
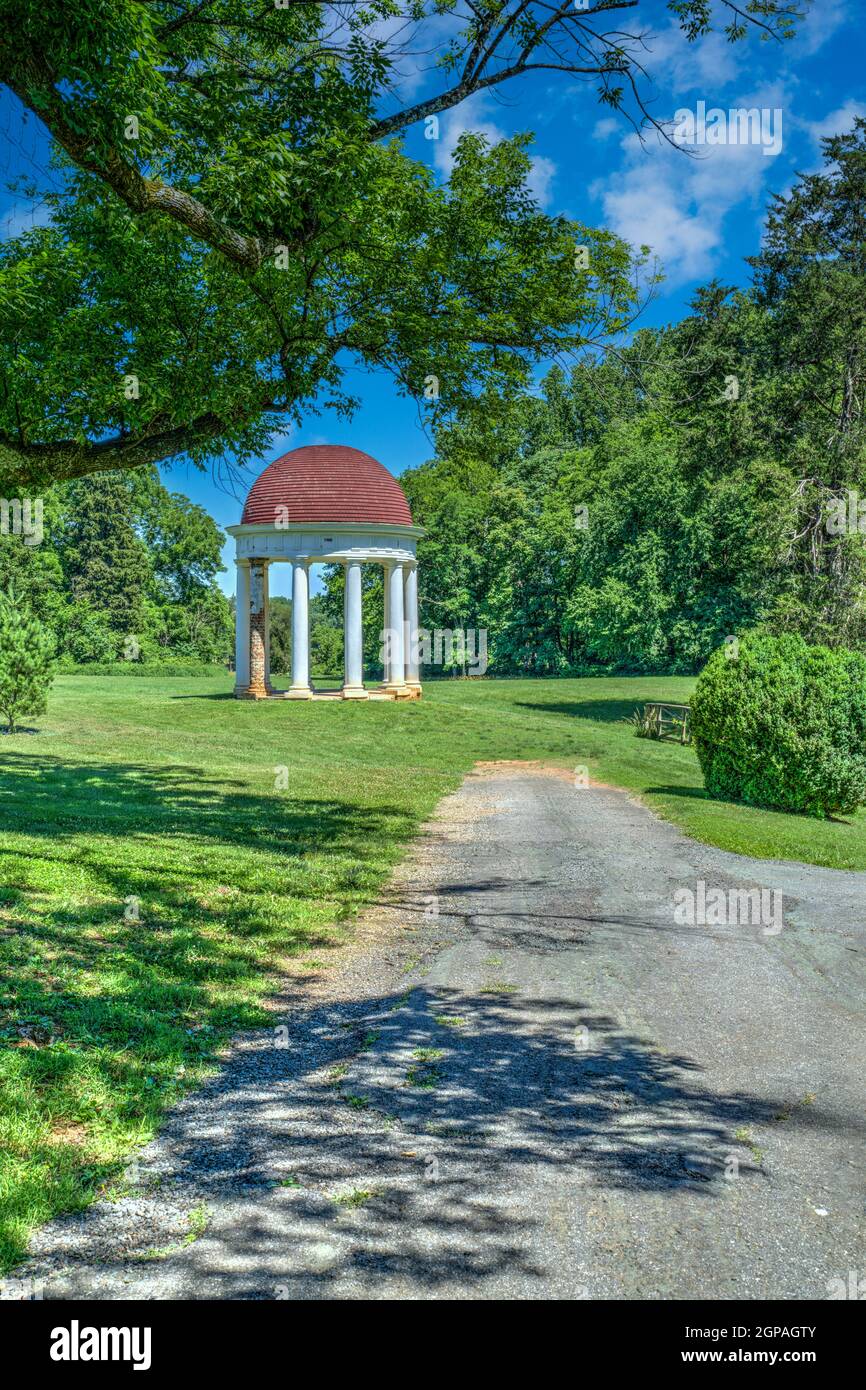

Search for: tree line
xmin=393 ymin=122 xmax=866 ymax=676
xmin=3 ymin=115 xmax=863 ymax=682
xmin=0 ymin=469 xmax=231 ymax=665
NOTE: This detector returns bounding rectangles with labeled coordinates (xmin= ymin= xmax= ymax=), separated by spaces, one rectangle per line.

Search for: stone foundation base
xmin=234 ymin=681 xmax=276 ymax=700
xmin=235 ymin=686 xmax=422 ymax=702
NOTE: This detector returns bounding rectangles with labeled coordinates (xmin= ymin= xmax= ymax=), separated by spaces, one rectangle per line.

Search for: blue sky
xmin=1 ymin=2 xmax=863 ymax=597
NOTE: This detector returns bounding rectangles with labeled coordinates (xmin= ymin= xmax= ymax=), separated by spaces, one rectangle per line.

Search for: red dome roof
xmin=242 ymin=445 xmax=413 ymax=527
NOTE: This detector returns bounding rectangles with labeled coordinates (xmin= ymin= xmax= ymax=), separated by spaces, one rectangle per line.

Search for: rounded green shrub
xmin=690 ymin=631 xmax=866 ymax=818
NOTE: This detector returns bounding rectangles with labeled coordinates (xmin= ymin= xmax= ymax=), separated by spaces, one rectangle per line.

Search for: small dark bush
xmin=629 ymin=705 xmax=660 ymax=738
xmin=690 ymin=631 xmax=866 ymax=818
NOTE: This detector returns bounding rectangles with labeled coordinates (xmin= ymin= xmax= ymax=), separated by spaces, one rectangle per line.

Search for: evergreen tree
xmin=749 ymin=118 xmax=866 ymax=644
xmin=0 ymin=590 xmax=54 ymax=732
xmin=59 ymin=474 xmax=151 ymax=649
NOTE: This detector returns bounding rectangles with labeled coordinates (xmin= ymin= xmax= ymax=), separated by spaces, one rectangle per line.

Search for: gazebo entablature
xmin=229 ymin=520 xmax=422 ymax=567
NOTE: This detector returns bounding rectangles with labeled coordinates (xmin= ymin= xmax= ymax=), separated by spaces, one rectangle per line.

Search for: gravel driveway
xmin=20 ymin=764 xmax=866 ymax=1299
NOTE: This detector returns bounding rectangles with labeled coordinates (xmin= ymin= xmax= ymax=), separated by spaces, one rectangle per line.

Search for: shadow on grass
xmin=169 ymin=687 xmax=349 ymax=701
xmin=0 ymin=750 xmax=418 ymax=1270
xmin=168 ymin=691 xmax=238 ymax=701
xmin=646 ymin=784 xmax=861 ymax=828
xmin=644 ymin=784 xmax=713 ymax=802
xmin=0 ymin=750 xmax=415 ymax=858
xmin=515 ymin=698 xmax=657 ymax=723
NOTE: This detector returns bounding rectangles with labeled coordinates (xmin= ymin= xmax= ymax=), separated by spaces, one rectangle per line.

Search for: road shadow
xmin=24 ymin=975 xmax=857 ymax=1298
xmin=373 ymin=880 xmax=784 ymax=949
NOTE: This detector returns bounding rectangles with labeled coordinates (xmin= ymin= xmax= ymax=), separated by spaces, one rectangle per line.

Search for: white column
xmin=234 ymin=562 xmax=250 ymax=695
xmin=287 ymin=559 xmax=312 ymax=698
xmin=404 ymin=564 xmax=421 ymax=694
xmin=263 ymin=561 xmax=272 ymax=693
xmin=381 ymin=563 xmax=391 ymax=686
xmin=386 ymin=561 xmax=405 ymax=690
xmin=343 ymin=561 xmax=368 ymax=698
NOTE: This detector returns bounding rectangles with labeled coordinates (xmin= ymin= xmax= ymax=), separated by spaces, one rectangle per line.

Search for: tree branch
xmin=1 ymin=46 xmax=269 ymax=270
xmin=0 ymin=400 xmax=290 ymax=490
xmin=0 ymin=0 xmax=805 ymax=270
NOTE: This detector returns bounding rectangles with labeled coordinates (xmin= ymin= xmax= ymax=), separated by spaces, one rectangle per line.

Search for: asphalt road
xmin=21 ymin=764 xmax=866 ymax=1299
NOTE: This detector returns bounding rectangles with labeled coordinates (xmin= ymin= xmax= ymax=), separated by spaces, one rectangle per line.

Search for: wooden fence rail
xmin=644 ymin=701 xmax=692 ymax=744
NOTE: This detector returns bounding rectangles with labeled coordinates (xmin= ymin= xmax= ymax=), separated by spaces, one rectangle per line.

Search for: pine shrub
xmin=0 ymin=591 xmax=54 ymax=733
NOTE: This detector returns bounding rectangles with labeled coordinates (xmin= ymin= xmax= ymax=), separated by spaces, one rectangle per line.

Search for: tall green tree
xmin=59 ymin=474 xmax=152 ymax=644
xmin=0 ymin=0 xmax=804 ymax=490
xmin=0 ymin=468 xmax=233 ymax=664
xmin=0 ymin=492 xmax=66 ymax=630
xmin=0 ymin=589 xmax=53 ymax=732
xmin=748 ymin=118 xmax=866 ymax=644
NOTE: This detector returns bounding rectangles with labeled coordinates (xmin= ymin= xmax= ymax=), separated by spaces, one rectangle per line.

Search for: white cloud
xmin=592 ymin=117 xmax=620 ymax=142
xmin=590 ymin=84 xmax=791 ymax=287
xmin=433 ymin=94 xmax=557 ymax=208
xmin=640 ymin=2 xmax=846 ymax=95
xmin=267 ymin=424 xmax=297 ymax=455
xmin=798 ymin=0 xmax=847 ymax=56
xmin=805 ymin=99 xmax=866 ymax=146
xmin=432 ymin=97 xmax=503 ymax=177
xmin=591 ymin=142 xmax=718 ymax=286
xmin=526 ymin=155 xmax=557 ymax=207
xmin=641 ymin=22 xmax=745 ymax=95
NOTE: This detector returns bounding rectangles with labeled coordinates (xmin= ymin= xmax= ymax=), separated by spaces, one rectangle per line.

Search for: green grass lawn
xmin=1 ymin=671 xmax=864 ymax=1272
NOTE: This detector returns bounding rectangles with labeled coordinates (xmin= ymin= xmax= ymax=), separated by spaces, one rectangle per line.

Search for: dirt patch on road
xmin=472 ymin=758 xmax=625 ymax=792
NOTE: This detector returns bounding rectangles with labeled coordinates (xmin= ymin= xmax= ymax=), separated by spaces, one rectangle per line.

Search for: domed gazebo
xmin=227 ymin=444 xmax=424 ymax=700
